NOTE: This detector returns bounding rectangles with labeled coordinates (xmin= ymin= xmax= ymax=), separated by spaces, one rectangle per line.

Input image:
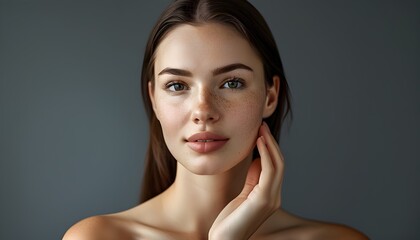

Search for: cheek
xmin=225 ymin=91 xmax=266 ymax=137
xmin=154 ymin=97 xmax=188 ymax=139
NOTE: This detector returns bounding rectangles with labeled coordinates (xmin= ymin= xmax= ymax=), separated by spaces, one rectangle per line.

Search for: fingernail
xmin=260 ymin=136 xmax=266 ymax=145
xmin=263 ymin=122 xmax=270 ymax=132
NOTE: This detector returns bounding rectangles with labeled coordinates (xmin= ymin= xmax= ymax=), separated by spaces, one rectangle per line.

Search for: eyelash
xmin=222 ymin=77 xmax=245 ymax=89
xmin=164 ymin=77 xmax=245 ymax=92
xmin=165 ymin=81 xmax=188 ymax=92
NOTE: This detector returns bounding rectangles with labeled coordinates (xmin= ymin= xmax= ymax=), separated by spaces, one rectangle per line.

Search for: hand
xmin=208 ymin=122 xmax=285 ymax=240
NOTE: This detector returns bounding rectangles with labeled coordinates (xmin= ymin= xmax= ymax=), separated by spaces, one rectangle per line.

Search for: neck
xmin=160 ymin=155 xmax=252 ymax=236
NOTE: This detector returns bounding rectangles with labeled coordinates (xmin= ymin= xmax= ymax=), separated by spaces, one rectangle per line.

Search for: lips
xmin=186 ymin=132 xmax=229 ymax=153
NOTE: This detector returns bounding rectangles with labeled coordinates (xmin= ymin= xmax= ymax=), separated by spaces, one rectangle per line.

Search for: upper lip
xmin=187 ymin=132 xmax=229 ymax=142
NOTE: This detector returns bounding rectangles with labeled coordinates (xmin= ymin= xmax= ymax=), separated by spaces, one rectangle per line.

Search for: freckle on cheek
xmin=245 ymin=92 xmax=264 ymax=119
xmin=215 ymin=94 xmax=231 ymax=111
xmin=223 ymin=91 xmax=265 ymax=126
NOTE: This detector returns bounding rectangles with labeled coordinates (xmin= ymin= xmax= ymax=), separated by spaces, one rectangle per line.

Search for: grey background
xmin=0 ymin=0 xmax=419 ymax=239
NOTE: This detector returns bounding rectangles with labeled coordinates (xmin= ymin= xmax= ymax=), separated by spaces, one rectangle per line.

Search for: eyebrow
xmin=158 ymin=68 xmax=192 ymax=77
xmin=157 ymin=63 xmax=254 ymax=77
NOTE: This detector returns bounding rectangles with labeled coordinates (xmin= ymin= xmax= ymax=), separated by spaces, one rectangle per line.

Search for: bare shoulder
xmin=291 ymin=222 xmax=369 ymax=240
xmin=62 ymin=215 xmax=133 ymax=240
xmin=257 ymin=210 xmax=369 ymax=240
xmin=62 ymin=200 xmax=176 ymax=240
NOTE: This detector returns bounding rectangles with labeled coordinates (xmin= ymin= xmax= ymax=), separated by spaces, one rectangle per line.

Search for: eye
xmin=222 ymin=77 xmax=244 ymax=89
xmin=166 ymin=82 xmax=187 ymax=92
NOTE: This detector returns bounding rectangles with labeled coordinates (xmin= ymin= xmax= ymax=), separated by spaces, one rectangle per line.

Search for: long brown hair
xmin=139 ymin=0 xmax=292 ymax=203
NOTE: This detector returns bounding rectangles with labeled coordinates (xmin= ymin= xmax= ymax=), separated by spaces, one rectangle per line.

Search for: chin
xmin=180 ymin=157 xmax=233 ymax=175
xmin=178 ymin=150 xmax=253 ymax=176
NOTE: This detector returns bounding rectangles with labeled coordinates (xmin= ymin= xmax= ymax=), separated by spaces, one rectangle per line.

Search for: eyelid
xmin=221 ymin=76 xmax=245 ymax=89
xmin=164 ymin=80 xmax=189 ymax=92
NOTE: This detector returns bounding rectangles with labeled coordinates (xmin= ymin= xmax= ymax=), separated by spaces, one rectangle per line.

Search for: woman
xmin=64 ymin=0 xmax=368 ymax=239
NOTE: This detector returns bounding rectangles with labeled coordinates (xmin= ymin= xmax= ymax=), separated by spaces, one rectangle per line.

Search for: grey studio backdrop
xmin=0 ymin=0 xmax=419 ymax=239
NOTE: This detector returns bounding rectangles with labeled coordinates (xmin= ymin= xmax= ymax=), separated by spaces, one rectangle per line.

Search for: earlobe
xmin=263 ymin=75 xmax=280 ymax=118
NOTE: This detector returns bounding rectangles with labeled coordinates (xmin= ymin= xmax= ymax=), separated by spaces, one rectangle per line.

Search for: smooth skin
xmin=63 ymin=23 xmax=368 ymax=240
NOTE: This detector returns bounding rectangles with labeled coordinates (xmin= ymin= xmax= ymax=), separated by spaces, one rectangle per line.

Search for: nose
xmin=191 ymin=88 xmax=220 ymax=124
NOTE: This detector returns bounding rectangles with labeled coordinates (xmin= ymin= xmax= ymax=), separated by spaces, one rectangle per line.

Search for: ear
xmin=148 ymin=81 xmax=159 ymax=119
xmin=262 ymin=75 xmax=280 ymax=118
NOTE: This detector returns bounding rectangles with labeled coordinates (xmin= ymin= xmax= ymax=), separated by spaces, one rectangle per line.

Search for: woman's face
xmin=150 ymin=23 xmax=278 ymax=175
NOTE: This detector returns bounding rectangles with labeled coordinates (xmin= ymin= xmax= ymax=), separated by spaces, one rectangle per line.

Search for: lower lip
xmin=186 ymin=140 xmax=228 ymax=153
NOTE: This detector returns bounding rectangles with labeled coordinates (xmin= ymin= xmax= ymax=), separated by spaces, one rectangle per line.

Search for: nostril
xmin=191 ymin=101 xmax=220 ymax=123
xmin=193 ymin=114 xmax=217 ymax=124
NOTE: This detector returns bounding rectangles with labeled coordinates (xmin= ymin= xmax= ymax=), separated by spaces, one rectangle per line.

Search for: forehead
xmin=154 ymin=23 xmax=262 ymax=74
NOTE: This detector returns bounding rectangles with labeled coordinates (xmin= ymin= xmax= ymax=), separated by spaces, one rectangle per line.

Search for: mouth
xmin=186 ymin=132 xmax=229 ymax=153
xmin=187 ymin=132 xmax=229 ymax=142
xmin=196 ymin=140 xmax=216 ymax=142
